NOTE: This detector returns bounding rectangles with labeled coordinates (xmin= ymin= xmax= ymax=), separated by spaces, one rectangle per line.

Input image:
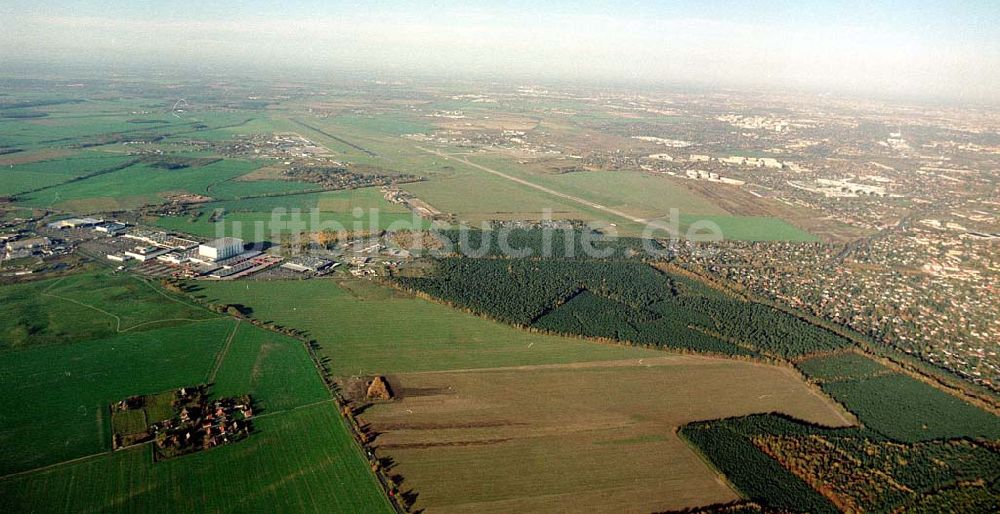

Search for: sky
xmin=2 ymin=1 xmax=999 ymax=103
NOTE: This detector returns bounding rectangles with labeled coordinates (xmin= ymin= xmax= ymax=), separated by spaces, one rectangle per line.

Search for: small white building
xmin=198 ymin=238 xmax=244 ymax=262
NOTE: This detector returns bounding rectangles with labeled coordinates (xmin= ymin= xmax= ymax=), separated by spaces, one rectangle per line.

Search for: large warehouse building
xmin=198 ymin=237 xmax=244 ymax=262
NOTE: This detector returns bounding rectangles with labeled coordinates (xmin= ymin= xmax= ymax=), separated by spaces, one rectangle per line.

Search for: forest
xmin=394 ymin=256 xmax=851 ymax=359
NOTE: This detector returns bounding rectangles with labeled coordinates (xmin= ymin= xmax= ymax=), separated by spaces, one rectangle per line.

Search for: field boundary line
xmin=0 ymin=450 xmax=112 ymax=482
xmin=251 ymin=398 xmax=336 ymax=420
xmin=118 ymin=317 xmax=219 ymax=333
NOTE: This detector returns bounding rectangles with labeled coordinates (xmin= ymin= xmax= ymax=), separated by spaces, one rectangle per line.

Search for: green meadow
xmin=17 ymin=159 xmax=262 ymax=212
xmin=0 ymin=152 xmax=135 ymax=196
xmin=0 ymin=271 xmax=214 ymax=350
xmin=0 ymin=320 xmax=231 ymax=475
xmin=678 ymin=214 xmax=818 ymax=242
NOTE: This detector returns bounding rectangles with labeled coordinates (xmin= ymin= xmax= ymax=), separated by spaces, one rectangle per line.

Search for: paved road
xmin=415 ymin=146 xmax=649 ymax=225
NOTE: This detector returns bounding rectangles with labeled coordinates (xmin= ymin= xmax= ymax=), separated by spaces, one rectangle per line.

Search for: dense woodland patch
xmin=394 ymin=254 xmax=851 ymax=359
xmin=681 ymin=414 xmax=1000 ymax=513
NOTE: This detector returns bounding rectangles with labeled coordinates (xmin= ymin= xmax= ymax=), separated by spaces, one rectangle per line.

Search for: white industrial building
xmin=198 ymin=238 xmax=244 ymax=262
xmin=95 ymin=222 xmax=127 ymax=236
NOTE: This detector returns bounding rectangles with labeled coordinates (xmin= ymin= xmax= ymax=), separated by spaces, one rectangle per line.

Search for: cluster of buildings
xmin=148 ymin=388 xmax=253 ymax=458
xmin=631 ymin=136 xmax=693 ymax=147
xmin=105 ymin=229 xmax=200 ymax=263
xmin=100 ymin=231 xmax=282 ymax=280
xmin=382 ymin=187 xmax=444 ymax=220
xmin=219 ymin=133 xmax=331 ymax=160
xmin=681 ymin=169 xmax=745 ymax=186
xmin=788 ymin=178 xmax=891 ymax=198
xmin=715 ymin=114 xmax=803 ymax=133
xmin=3 ymin=234 xmax=57 ymax=261
xmin=670 ymin=224 xmax=999 ymax=391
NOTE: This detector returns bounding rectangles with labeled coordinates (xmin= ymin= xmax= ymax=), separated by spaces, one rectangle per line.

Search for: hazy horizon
xmin=3 ymin=1 xmax=999 ymax=104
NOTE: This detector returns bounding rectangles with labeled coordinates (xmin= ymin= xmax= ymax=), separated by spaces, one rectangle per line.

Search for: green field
xmin=195 ymin=278 xmax=666 ymax=376
xmin=0 ymin=320 xmax=232 ymax=475
xmin=0 ymin=152 xmax=135 ymax=196
xmin=210 ymin=322 xmax=331 ymax=413
xmin=0 ymin=109 xmax=254 ymax=149
xmin=678 ymin=214 xmax=818 ymax=242
xmin=17 ymin=159 xmax=262 ymax=212
xmin=0 ymin=271 xmax=214 ymax=350
xmin=204 ymin=178 xmax=320 ymax=199
xmin=401 ymin=154 xmax=817 ymax=240
xmin=403 ymin=166 xmax=596 ymax=224
xmin=469 ymin=157 xmax=727 ymax=217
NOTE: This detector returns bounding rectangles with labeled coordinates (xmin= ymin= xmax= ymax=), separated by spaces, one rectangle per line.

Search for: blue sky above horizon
xmin=3 ymin=1 xmax=998 ymax=102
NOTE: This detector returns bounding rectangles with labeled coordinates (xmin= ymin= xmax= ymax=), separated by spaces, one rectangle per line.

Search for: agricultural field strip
xmin=415 ymin=146 xmax=649 ymax=224
xmin=399 ymin=355 xmax=857 ymax=426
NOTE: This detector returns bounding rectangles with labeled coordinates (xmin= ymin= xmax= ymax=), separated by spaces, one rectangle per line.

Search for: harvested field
xmin=362 ymin=356 xmax=855 ymax=513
